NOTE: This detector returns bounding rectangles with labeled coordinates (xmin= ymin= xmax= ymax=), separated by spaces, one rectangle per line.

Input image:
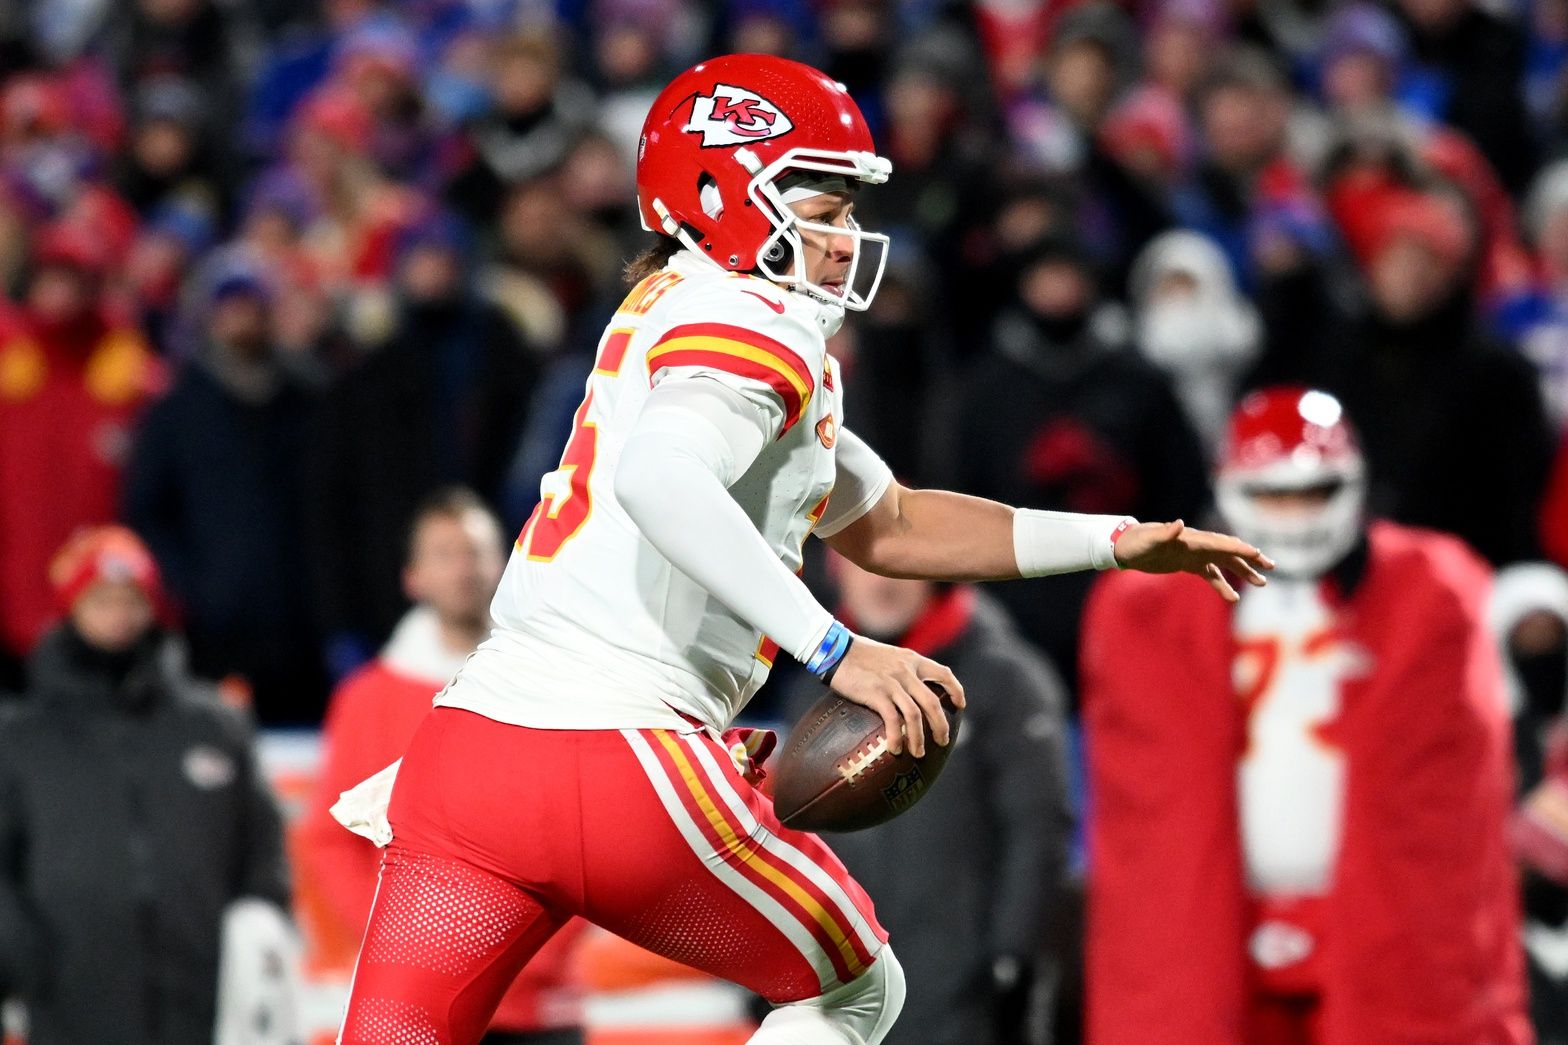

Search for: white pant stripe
xmin=618 ymin=729 xmax=837 ymax=992
xmin=679 ymin=733 xmax=885 ymax=960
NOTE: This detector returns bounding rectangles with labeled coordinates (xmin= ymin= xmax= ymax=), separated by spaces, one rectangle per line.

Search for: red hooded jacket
xmin=1081 ymin=521 xmax=1530 ymax=1045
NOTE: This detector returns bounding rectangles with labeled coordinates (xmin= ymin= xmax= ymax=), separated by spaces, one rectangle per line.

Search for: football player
xmin=335 ymin=54 xmax=1270 ymax=1045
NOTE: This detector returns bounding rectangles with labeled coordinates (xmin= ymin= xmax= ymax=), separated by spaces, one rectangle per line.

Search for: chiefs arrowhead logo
xmin=816 ymin=415 xmax=837 ymax=449
xmin=684 ymin=85 xmax=793 ymax=147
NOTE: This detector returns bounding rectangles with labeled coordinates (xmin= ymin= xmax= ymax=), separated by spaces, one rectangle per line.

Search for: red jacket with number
xmin=297 ymin=608 xmax=584 ymax=1030
xmin=1081 ymin=521 xmax=1529 ymax=1045
xmin=0 ymin=307 xmax=163 ymax=657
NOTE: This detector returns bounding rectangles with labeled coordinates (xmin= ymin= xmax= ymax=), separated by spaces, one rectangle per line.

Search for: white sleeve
xmin=614 ymin=378 xmax=835 ymax=665
xmin=814 ymin=427 xmax=894 ymax=539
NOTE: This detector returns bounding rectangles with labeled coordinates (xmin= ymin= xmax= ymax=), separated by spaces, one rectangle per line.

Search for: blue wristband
xmin=806 ymin=621 xmax=853 ymax=684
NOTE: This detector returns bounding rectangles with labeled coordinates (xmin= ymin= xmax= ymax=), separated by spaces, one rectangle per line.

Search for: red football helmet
xmin=636 ymin=54 xmax=892 ymax=310
xmin=1216 ymin=387 xmax=1367 ymax=578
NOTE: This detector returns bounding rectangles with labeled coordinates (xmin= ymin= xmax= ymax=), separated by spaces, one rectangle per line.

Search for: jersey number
xmin=517 ymin=264 xmax=685 ymax=561
xmin=518 ymin=393 xmax=599 ymax=561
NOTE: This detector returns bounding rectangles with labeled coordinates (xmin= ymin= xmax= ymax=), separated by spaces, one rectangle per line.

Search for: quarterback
xmin=336 ymin=55 xmax=1271 ymax=1045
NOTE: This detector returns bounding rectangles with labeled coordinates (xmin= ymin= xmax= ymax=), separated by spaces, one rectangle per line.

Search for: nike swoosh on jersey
xmin=742 ymin=289 xmax=786 ymax=314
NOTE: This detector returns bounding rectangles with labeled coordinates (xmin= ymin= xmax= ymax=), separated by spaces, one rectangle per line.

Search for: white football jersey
xmin=437 ymin=254 xmax=848 ymax=732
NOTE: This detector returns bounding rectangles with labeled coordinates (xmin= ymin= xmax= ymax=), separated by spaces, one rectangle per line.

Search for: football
xmin=772 ymin=681 xmax=963 ymax=832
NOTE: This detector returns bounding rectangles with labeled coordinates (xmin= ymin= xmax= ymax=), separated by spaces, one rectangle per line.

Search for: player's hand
xmin=830 ymin=637 xmax=965 ymax=758
xmin=1113 ymin=520 xmax=1274 ymax=602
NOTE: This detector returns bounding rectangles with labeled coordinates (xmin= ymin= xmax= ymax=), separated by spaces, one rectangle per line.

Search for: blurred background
xmin=3 ymin=0 xmax=1568 ymax=1041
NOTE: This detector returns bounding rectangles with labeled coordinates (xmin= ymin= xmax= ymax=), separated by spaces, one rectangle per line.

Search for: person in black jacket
xmin=0 ymin=526 xmax=289 ymax=1045
xmin=952 ymin=235 xmax=1210 ymax=692
xmin=1306 ymin=191 xmax=1554 ymax=566
xmin=309 ymin=213 xmax=538 ymax=675
xmin=783 ymin=556 xmax=1075 ymax=1045
xmin=123 ymin=256 xmax=324 ymax=723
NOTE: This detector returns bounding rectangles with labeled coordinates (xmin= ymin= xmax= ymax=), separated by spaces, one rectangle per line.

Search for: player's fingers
xmin=919 ymin=658 xmax=965 ymax=710
xmin=1204 ymin=562 xmax=1240 ymax=602
xmin=1227 ymin=555 xmax=1269 ymax=587
xmin=902 ymin=669 xmax=949 ymax=747
xmin=866 ymin=691 xmax=905 ymax=756
xmin=888 ymin=685 xmax=927 ymax=758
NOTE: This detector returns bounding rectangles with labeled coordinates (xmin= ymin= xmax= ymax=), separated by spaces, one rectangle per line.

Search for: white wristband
xmin=1013 ymin=509 xmax=1136 ymax=577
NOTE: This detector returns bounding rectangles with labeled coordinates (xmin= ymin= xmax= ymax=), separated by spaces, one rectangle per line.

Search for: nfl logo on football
xmin=882 ymin=767 xmax=926 ymax=814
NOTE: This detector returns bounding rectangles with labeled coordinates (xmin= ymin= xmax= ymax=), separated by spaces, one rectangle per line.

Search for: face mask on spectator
xmin=1516 ymin=647 xmax=1568 ymax=720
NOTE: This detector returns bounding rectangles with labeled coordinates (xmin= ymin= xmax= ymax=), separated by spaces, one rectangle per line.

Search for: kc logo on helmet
xmin=684 ymin=84 xmax=793 ymax=147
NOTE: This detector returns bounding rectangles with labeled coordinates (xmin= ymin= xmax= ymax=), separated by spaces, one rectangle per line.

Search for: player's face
xmin=786 ymin=192 xmax=856 ymax=299
xmin=70 ymin=580 xmax=155 ymax=653
xmin=404 ymin=510 xmax=505 ymax=632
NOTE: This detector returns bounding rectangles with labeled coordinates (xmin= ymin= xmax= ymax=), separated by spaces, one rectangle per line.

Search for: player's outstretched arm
xmin=825 ymin=481 xmax=1272 ymax=602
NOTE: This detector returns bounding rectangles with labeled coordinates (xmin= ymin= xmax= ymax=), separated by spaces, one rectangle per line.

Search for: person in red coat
xmin=0 ymin=223 xmax=164 ymax=687
xmin=1082 ymin=387 xmax=1531 ymax=1045
xmin=298 ymin=488 xmax=585 ymax=1043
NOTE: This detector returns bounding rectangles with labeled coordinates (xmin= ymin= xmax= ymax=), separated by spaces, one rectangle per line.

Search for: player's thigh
xmin=580 ymin=727 xmax=888 ymax=1004
xmin=340 ymin=843 xmax=568 ymax=1045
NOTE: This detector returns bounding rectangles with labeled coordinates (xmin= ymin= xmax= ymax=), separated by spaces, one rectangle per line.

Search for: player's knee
xmin=764 ymin=946 xmax=905 ymax=1045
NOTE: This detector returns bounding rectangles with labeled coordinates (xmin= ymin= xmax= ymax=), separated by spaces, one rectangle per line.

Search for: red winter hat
xmin=1 ymin=74 xmax=70 ymax=139
xmin=49 ymin=526 xmax=164 ymax=613
xmin=294 ymin=87 xmax=375 ymax=154
xmin=1098 ymin=86 xmax=1191 ymax=178
xmin=1370 ymin=190 xmax=1473 ymax=274
xmin=31 ymin=221 xmax=110 ymax=276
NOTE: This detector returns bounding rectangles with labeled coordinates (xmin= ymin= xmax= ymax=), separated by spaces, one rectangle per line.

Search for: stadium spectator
xmin=1492 ymin=563 xmax=1568 ymax=1043
xmin=1174 ymin=46 xmax=1325 ymax=290
xmin=332 ymin=21 xmax=445 ymax=187
xmin=0 ymin=222 xmax=163 ymax=689
xmin=863 ymin=39 xmax=992 ymax=272
xmin=1007 ymin=2 xmax=1139 ymax=177
xmin=1128 ymin=229 xmax=1261 ymax=456
xmin=1143 ymin=0 xmax=1225 ymax=107
xmin=300 ymin=488 xmax=585 ymax=1043
xmin=122 ymin=253 xmax=324 ymax=722
xmin=444 ymin=32 xmax=594 ymax=223
xmin=1082 ymin=387 xmax=1530 ymax=1045
xmin=113 ymin=76 xmax=229 ymax=222
xmin=309 ymin=210 xmax=536 ymax=670
xmin=483 ymin=175 xmax=621 ymax=356
xmin=783 ymin=555 xmax=1074 ymax=1045
xmin=1388 ymin=0 xmax=1537 ymax=192
xmin=0 ymin=526 xmax=291 ymax=1045
xmin=1308 ymin=190 xmax=1554 ymax=565
xmin=953 ymin=234 xmax=1209 ymax=690
xmin=104 ymin=0 xmax=249 ymax=144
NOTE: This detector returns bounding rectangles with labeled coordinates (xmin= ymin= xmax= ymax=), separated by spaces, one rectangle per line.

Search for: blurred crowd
xmin=5 ymin=0 xmax=1568 ymax=1040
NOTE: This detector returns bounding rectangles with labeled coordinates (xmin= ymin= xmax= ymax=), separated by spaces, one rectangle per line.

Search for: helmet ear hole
xmin=698 ymin=174 xmax=724 ymax=221
xmin=763 ymin=240 xmax=787 ymax=264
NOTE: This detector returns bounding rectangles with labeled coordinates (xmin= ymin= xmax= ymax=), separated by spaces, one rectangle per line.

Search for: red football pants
xmin=338 ymin=707 xmax=888 ymax=1045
